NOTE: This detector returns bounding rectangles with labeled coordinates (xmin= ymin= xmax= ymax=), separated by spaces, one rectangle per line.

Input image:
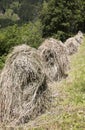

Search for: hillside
xmin=9 ymin=37 xmax=85 ymax=130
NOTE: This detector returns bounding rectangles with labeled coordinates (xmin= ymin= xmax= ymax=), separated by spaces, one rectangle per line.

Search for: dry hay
xmin=65 ymin=31 xmax=84 ymax=55
xmin=38 ymin=38 xmax=70 ymax=82
xmin=75 ymin=31 xmax=84 ymax=44
xmin=65 ymin=37 xmax=79 ymax=55
xmin=0 ymin=44 xmax=51 ymax=126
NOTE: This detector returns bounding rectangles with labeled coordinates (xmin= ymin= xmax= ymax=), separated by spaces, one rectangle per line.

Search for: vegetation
xmin=0 ymin=0 xmax=43 ymax=27
xmin=0 ymin=20 xmax=43 ymax=69
xmin=40 ymin=0 xmax=85 ymax=41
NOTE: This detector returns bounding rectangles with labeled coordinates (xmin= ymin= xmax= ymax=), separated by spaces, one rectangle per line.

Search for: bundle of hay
xmin=65 ymin=37 xmax=79 ymax=55
xmin=65 ymin=31 xmax=84 ymax=55
xmin=75 ymin=31 xmax=84 ymax=44
xmin=0 ymin=44 xmax=51 ymax=126
xmin=38 ymin=38 xmax=70 ymax=82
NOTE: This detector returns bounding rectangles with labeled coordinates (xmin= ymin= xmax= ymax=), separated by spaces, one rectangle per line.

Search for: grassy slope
xmin=25 ymin=38 xmax=85 ymax=130
xmin=1 ymin=38 xmax=85 ymax=130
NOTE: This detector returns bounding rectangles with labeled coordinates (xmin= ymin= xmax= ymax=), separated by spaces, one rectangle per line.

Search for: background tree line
xmin=41 ymin=0 xmax=85 ymax=41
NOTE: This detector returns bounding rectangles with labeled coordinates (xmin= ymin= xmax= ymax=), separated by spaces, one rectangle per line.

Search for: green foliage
xmin=20 ymin=21 xmax=43 ymax=48
xmin=0 ymin=20 xmax=42 ymax=55
xmin=0 ymin=0 xmax=43 ymax=27
xmin=40 ymin=0 xmax=85 ymax=41
xmin=0 ymin=20 xmax=43 ymax=69
xmin=0 ymin=55 xmax=6 ymax=69
xmin=0 ymin=24 xmax=21 ymax=55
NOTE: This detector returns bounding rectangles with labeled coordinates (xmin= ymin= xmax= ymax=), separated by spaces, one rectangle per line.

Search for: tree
xmin=0 ymin=0 xmax=43 ymax=27
xmin=40 ymin=0 xmax=85 ymax=41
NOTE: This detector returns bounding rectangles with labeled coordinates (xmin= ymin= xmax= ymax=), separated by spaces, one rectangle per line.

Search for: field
xmin=0 ymin=38 xmax=85 ymax=130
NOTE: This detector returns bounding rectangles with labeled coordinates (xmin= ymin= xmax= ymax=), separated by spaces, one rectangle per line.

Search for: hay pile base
xmin=0 ymin=44 xmax=51 ymax=126
xmin=38 ymin=38 xmax=70 ymax=82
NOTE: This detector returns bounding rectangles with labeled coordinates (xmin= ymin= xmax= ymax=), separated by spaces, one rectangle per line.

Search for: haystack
xmin=38 ymin=38 xmax=70 ymax=82
xmin=65 ymin=31 xmax=84 ymax=55
xmin=75 ymin=31 xmax=84 ymax=44
xmin=0 ymin=44 xmax=51 ymax=126
xmin=65 ymin=37 xmax=79 ymax=55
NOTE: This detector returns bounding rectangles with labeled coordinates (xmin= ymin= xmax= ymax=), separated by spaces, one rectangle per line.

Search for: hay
xmin=0 ymin=44 xmax=51 ymax=126
xmin=65 ymin=37 xmax=79 ymax=55
xmin=75 ymin=31 xmax=84 ymax=44
xmin=65 ymin=31 xmax=84 ymax=55
xmin=38 ymin=38 xmax=70 ymax=82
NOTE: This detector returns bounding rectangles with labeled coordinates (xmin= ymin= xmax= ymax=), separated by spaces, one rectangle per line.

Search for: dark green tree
xmin=0 ymin=0 xmax=43 ymax=27
xmin=40 ymin=0 xmax=85 ymax=41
